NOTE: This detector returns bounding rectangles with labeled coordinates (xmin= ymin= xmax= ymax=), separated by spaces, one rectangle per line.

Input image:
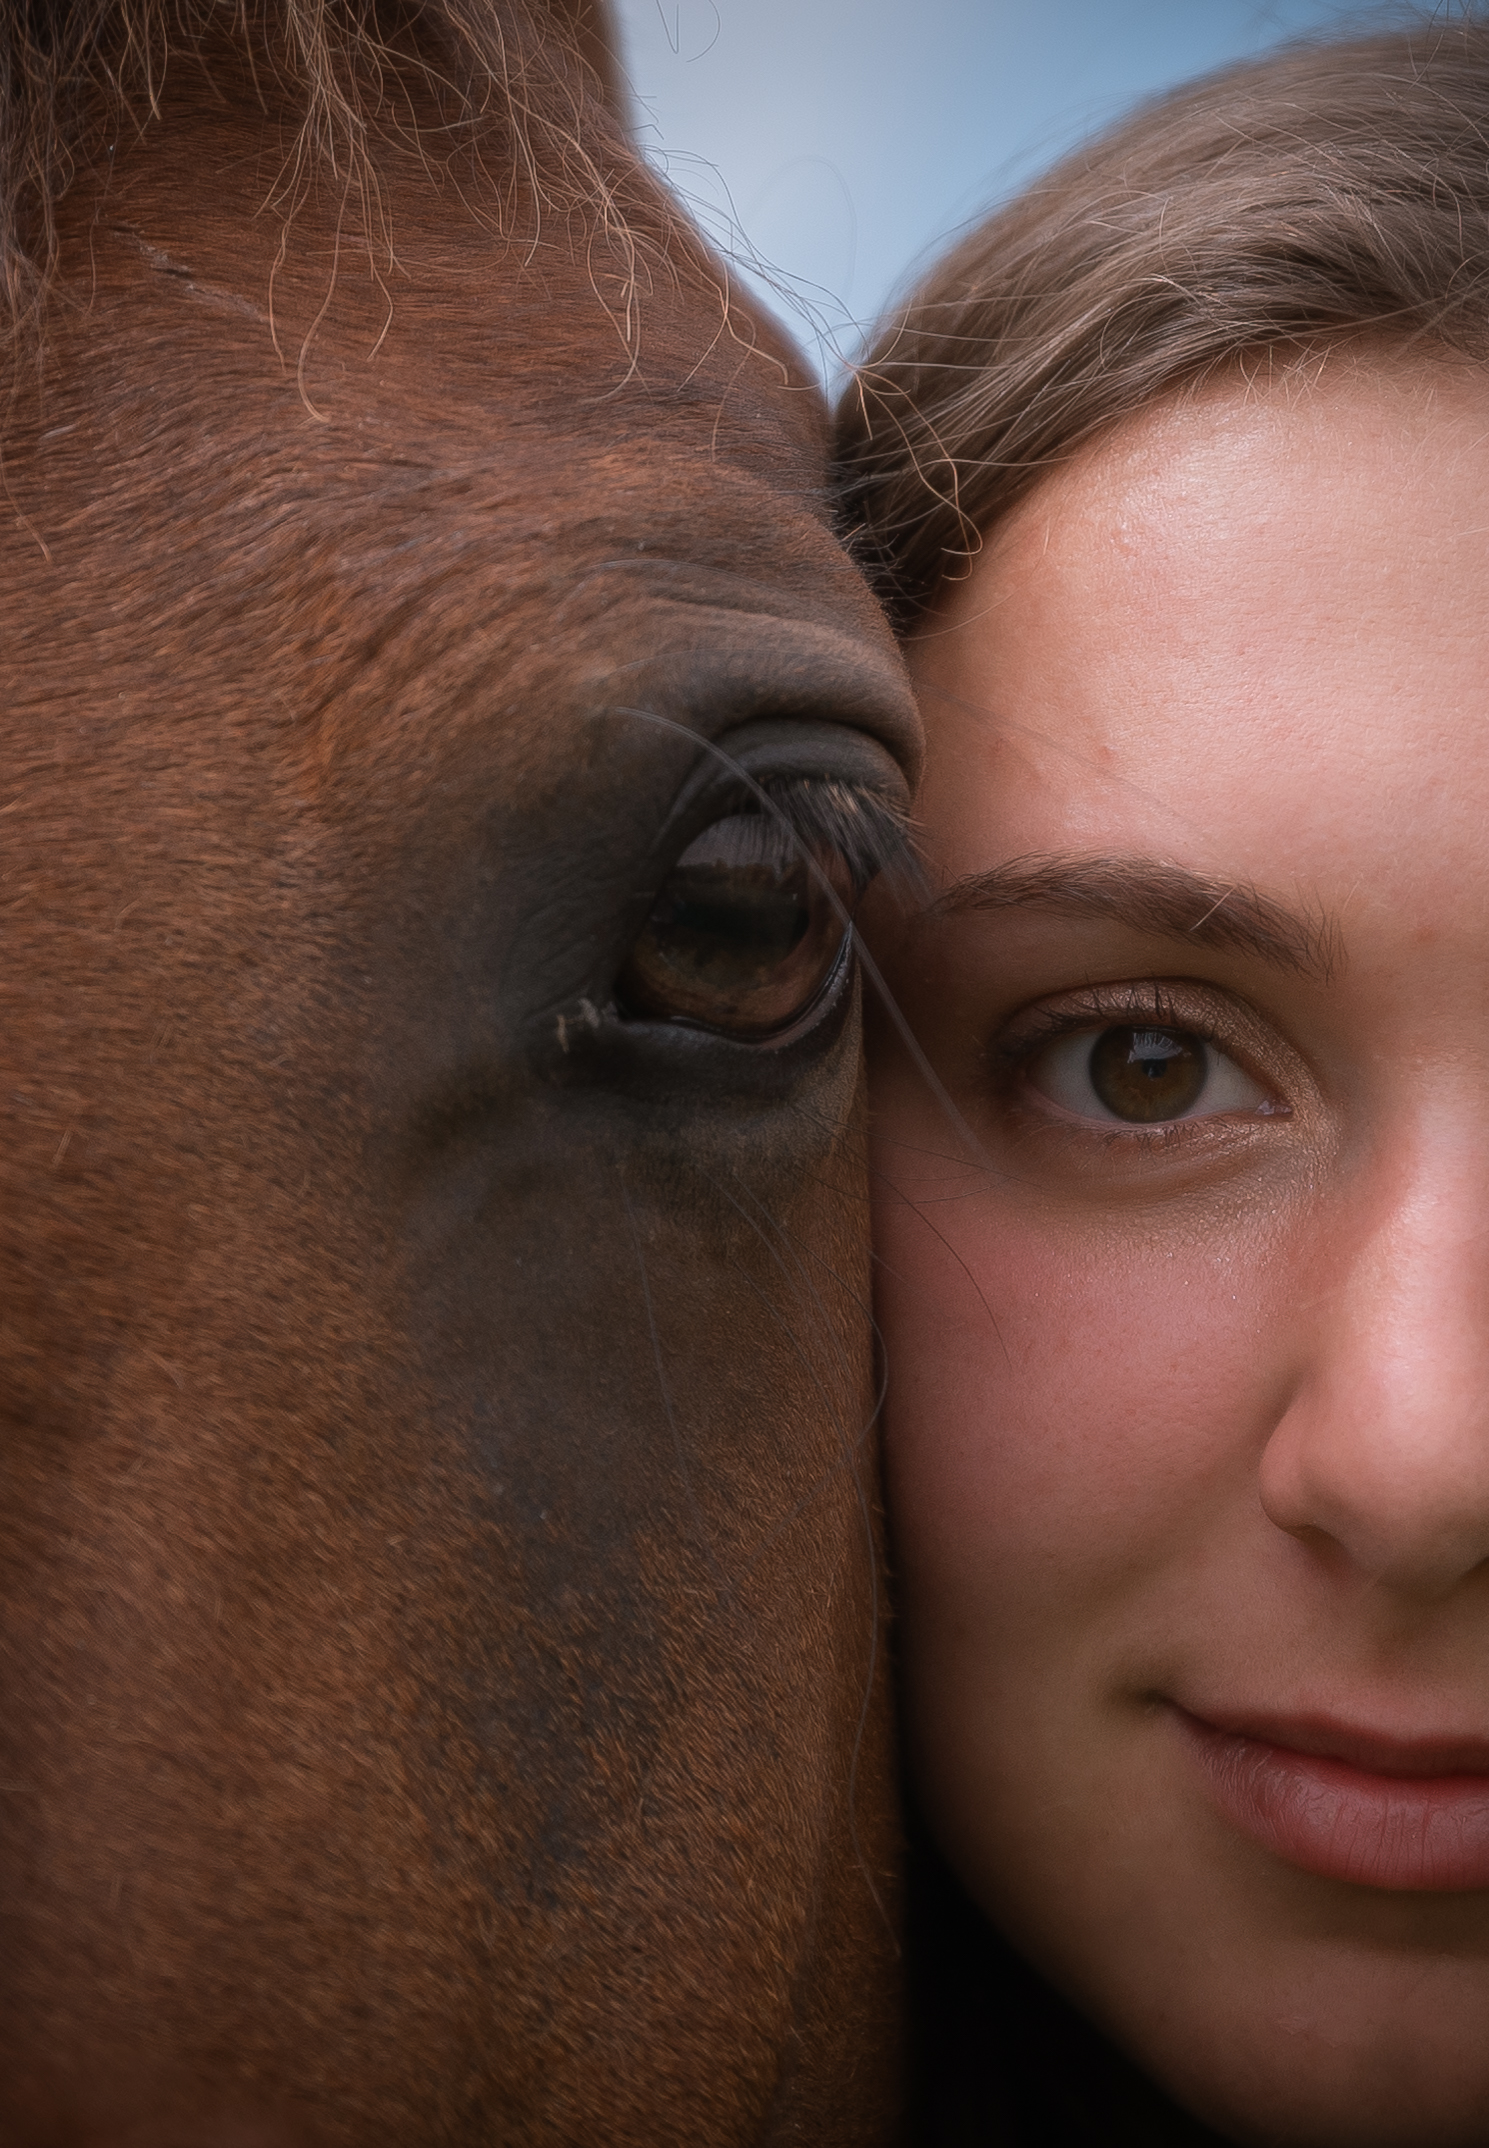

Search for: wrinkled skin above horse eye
xmin=620 ymin=812 xmax=855 ymax=1038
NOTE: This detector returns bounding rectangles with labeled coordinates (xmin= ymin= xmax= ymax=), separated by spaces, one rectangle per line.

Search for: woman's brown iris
xmin=1088 ymin=1026 xmax=1208 ymax=1122
xmin=619 ymin=811 xmax=855 ymax=1038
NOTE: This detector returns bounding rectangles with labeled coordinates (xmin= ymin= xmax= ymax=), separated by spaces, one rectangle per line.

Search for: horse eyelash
xmin=750 ymin=774 xmax=919 ymax=897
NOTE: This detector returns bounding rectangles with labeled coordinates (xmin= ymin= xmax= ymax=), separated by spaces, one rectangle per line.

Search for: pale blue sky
xmin=611 ymin=0 xmax=1431 ymax=375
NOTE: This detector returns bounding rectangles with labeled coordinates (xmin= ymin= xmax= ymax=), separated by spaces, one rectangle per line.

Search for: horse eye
xmin=619 ymin=811 xmax=856 ymax=1039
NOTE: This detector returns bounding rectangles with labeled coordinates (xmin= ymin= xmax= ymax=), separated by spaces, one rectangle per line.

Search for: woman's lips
xmin=1175 ymin=1707 xmax=1489 ymax=1891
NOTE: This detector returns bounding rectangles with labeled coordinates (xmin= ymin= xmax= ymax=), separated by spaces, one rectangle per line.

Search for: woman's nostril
xmin=1260 ymin=1449 xmax=1489 ymax=1598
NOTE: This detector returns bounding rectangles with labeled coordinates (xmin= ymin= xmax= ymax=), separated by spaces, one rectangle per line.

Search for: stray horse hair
xmin=0 ymin=0 xmax=624 ymax=347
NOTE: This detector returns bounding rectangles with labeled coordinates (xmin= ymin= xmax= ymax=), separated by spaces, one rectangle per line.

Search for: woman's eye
xmin=1026 ymin=1023 xmax=1270 ymax=1124
xmin=619 ymin=811 xmax=856 ymax=1039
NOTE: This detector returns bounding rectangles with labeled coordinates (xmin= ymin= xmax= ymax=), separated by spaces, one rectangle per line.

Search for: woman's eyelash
xmin=994 ymin=984 xmax=1213 ymax=1066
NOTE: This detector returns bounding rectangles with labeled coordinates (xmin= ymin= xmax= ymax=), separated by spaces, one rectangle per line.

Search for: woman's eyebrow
xmin=929 ymin=854 xmax=1342 ymax=980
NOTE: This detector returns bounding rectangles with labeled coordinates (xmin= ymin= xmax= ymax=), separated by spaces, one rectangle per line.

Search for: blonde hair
xmin=836 ymin=15 xmax=1489 ymax=624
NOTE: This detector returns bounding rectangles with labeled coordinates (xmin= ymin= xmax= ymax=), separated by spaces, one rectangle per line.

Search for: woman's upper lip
xmin=1173 ymin=1704 xmax=1489 ymax=1779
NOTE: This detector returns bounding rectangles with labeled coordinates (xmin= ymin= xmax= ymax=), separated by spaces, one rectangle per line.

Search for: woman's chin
xmin=972 ymin=1719 xmax=1489 ymax=2148
xmin=1126 ymin=1980 xmax=1489 ymax=2148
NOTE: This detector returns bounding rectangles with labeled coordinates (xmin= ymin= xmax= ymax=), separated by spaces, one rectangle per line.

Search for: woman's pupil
xmin=1089 ymin=1026 xmax=1207 ymax=1121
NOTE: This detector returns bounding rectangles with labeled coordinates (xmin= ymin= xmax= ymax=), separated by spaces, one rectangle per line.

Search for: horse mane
xmin=0 ymin=0 xmax=628 ymax=344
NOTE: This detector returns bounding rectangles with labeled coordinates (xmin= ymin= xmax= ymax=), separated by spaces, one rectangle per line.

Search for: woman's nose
xmin=1258 ymin=1149 xmax=1489 ymax=1598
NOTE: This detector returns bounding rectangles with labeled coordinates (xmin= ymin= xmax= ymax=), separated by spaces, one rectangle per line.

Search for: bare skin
xmin=868 ymin=356 xmax=1489 ymax=2146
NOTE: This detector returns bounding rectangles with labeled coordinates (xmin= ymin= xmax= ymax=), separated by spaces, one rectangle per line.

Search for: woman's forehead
xmin=906 ymin=358 xmax=1489 ymax=918
xmin=934 ymin=354 xmax=1489 ymax=621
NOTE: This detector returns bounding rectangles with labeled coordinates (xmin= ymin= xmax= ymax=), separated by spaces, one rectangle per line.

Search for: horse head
xmin=0 ymin=4 xmax=919 ymax=2139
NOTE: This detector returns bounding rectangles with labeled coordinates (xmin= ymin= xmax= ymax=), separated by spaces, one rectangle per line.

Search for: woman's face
xmin=869 ymin=358 xmax=1489 ymax=2147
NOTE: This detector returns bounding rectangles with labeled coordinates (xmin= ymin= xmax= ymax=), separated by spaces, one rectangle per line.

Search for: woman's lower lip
xmin=1176 ymin=1711 xmax=1489 ymax=1891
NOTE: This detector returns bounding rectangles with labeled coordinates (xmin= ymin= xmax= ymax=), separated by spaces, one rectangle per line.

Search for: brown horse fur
xmin=0 ymin=3 xmax=921 ymax=2140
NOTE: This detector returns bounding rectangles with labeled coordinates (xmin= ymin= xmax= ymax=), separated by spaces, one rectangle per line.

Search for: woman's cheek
xmin=877 ymin=1176 xmax=1292 ymax=1638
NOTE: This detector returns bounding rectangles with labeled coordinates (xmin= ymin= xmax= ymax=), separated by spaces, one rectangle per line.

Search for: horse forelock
xmin=0 ymin=0 xmax=638 ymax=350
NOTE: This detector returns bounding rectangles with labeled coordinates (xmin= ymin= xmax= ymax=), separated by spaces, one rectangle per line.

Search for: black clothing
xmin=908 ymin=1832 xmax=1233 ymax=2146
